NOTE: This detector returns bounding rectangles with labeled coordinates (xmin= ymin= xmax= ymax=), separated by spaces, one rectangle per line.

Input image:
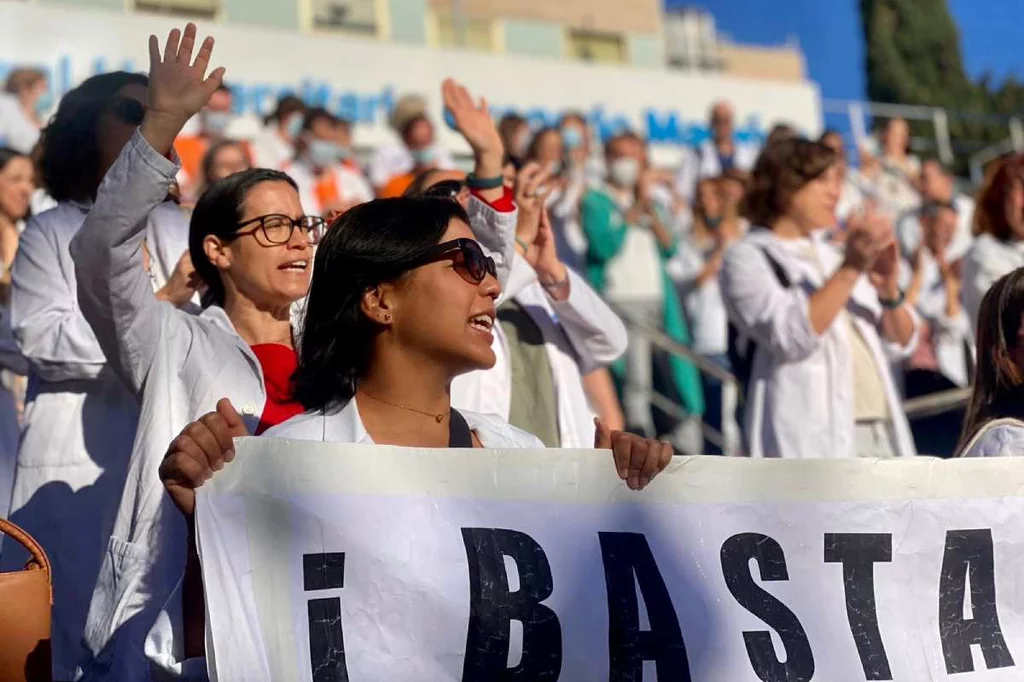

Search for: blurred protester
xmin=559 ymin=111 xmax=602 ymax=184
xmin=441 ymin=162 xmax=628 ymax=448
xmin=250 ymin=94 xmax=306 ymax=170
xmin=675 ymin=100 xmax=760 ymax=202
xmin=0 ymin=68 xmax=48 ymax=154
xmin=963 ymin=154 xmax=1024 ymax=331
xmin=862 ymin=118 xmax=920 ymax=219
xmin=897 ymin=158 xmax=974 ymax=261
xmin=819 ymin=129 xmax=866 ymax=227
xmin=284 ymin=108 xmax=372 ymax=217
xmin=174 ymin=83 xmax=235 ymax=199
xmin=0 ymin=147 xmax=32 ymax=521
xmin=0 ymin=71 xmax=193 ymax=681
xmin=582 ymin=131 xmax=704 ymax=444
xmin=674 ymin=176 xmax=747 ymax=453
xmin=498 ymin=112 xmax=530 ymax=167
xmin=524 ymin=126 xmax=587 ymax=270
xmin=720 ymin=138 xmax=918 ymax=459
xmin=901 ymin=201 xmax=971 ymax=456
xmin=370 ymin=93 xmax=454 ymax=196
xmin=957 ymin=267 xmax=1024 ymax=456
xmin=199 ymin=139 xmax=252 ymax=193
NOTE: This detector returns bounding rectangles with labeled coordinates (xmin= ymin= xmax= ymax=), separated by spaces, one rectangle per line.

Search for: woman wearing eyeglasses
xmin=0 ymin=71 xmax=195 ymax=679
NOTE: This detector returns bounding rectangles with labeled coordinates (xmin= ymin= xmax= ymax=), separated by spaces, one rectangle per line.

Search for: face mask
xmin=34 ymin=90 xmax=53 ymax=118
xmin=306 ymin=138 xmax=341 ymax=169
xmin=609 ymin=158 xmax=640 ymax=188
xmin=562 ymin=126 xmax=584 ymax=150
xmin=336 ymin=145 xmax=353 ymax=162
xmin=705 ymin=215 xmax=723 ymax=230
xmin=512 ymin=132 xmax=531 ymax=159
xmin=203 ymin=110 xmax=233 ymax=136
xmin=284 ymin=114 xmax=304 ymax=140
xmin=410 ymin=146 xmax=438 ymax=167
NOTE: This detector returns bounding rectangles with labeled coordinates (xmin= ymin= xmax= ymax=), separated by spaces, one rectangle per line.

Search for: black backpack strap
xmin=760 ymin=247 xmax=791 ymax=288
xmin=448 ymin=409 xmax=474 ymax=448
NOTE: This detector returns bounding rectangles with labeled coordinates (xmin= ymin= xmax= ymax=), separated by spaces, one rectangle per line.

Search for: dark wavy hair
xmin=973 ymin=153 xmax=1024 ymax=242
xmin=742 ymin=137 xmax=836 ymax=228
xmin=39 ymin=71 xmax=148 ymax=203
xmin=957 ymin=267 xmax=1024 ymax=454
xmin=292 ymin=197 xmax=469 ymax=412
xmin=188 ymin=168 xmax=298 ymax=308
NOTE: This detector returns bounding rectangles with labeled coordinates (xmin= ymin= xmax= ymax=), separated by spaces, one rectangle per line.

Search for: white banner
xmin=0 ymin=3 xmax=821 ymax=164
xmin=197 ymin=438 xmax=1024 ymax=681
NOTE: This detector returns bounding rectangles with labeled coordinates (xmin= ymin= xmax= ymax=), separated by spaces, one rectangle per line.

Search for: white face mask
xmin=608 ymin=157 xmax=640 ymax=188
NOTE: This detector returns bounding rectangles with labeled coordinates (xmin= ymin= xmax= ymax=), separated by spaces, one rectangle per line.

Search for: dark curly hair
xmin=39 ymin=71 xmax=148 ymax=203
xmin=292 ymin=197 xmax=469 ymax=412
xmin=742 ymin=138 xmax=836 ymax=228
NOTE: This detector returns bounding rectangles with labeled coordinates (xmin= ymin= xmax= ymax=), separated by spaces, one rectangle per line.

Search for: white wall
xmin=0 ymin=3 xmax=822 ymax=166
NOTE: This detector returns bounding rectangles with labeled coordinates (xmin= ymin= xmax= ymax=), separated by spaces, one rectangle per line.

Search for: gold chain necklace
xmin=357 ymin=390 xmax=448 ymax=424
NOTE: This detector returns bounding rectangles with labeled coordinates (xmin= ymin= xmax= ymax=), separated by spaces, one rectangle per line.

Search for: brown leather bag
xmin=0 ymin=518 xmax=52 ymax=682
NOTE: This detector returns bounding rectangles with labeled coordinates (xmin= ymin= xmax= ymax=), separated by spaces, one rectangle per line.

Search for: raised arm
xmin=69 ymin=24 xmax=224 ymax=391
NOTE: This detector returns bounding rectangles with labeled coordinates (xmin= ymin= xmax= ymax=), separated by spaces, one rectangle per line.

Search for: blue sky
xmin=670 ymin=0 xmax=1023 ymax=100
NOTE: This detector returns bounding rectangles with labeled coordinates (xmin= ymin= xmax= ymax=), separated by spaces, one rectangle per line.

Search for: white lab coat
xmin=962 ymin=233 xmax=1024 ymax=333
xmin=283 ymin=159 xmax=374 ymax=216
xmin=367 ymin=143 xmax=456 ymax=189
xmin=1 ymin=197 xmax=190 ymax=680
xmin=960 ymin=419 xmax=1024 ymax=457
xmin=451 ymin=254 xmax=627 ymax=449
xmin=674 ymin=139 xmax=761 ymax=201
xmin=71 ymin=130 xmax=517 ymax=680
xmin=0 ymin=92 xmax=41 ymax=154
xmin=719 ymin=229 xmax=919 ymax=459
xmin=248 ymin=125 xmax=294 ymax=171
xmin=898 ymin=254 xmax=974 ymax=388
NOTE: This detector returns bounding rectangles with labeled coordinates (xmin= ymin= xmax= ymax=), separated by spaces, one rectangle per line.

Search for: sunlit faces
xmin=0 ymin=155 xmax=34 ymax=221
xmin=696 ymin=178 xmax=723 ymax=217
xmin=787 ymin=163 xmax=841 ymax=231
xmin=207 ymin=143 xmax=251 ymax=185
xmin=383 ymin=218 xmax=500 ymax=375
xmin=922 ymin=205 xmax=957 ymax=255
xmin=205 ymin=180 xmax=313 ymax=309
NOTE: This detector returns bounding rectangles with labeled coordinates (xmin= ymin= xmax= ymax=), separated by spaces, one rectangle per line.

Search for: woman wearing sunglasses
xmin=157 ymin=195 xmax=673 ymax=667
xmin=0 ymin=71 xmax=196 ymax=679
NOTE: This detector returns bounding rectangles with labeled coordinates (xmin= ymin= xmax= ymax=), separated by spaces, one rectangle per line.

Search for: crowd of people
xmin=2 ymin=20 xmax=1024 ymax=681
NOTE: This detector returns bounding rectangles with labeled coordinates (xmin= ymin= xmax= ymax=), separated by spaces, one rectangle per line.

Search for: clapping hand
xmin=513 ymin=162 xmax=553 ymax=250
xmin=141 ymin=23 xmax=226 ymax=155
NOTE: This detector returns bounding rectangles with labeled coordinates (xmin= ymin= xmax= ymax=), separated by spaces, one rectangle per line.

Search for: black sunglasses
xmin=110 ymin=97 xmax=147 ymax=125
xmin=416 ymin=238 xmax=497 ymax=285
xmin=422 ymin=179 xmax=465 ymax=200
xmin=231 ymin=213 xmax=326 ymax=246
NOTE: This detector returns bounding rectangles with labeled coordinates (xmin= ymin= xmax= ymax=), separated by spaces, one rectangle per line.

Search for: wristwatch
xmin=878 ymin=289 xmax=905 ymax=309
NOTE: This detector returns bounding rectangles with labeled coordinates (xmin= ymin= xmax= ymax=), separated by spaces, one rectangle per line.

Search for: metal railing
xmin=612 ymin=304 xmax=973 ymax=456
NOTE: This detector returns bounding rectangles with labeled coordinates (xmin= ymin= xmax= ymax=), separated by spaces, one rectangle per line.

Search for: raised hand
xmin=141 ymin=23 xmax=226 ymax=155
xmin=513 ymin=162 xmax=553 ymax=251
xmin=442 ymin=79 xmax=501 ymax=159
xmin=595 ymin=418 xmax=674 ymax=491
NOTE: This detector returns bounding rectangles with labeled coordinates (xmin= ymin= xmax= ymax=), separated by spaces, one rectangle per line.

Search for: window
xmin=134 ymin=0 xmax=218 ymax=18
xmin=312 ymin=0 xmax=378 ymax=35
xmin=435 ymin=11 xmax=495 ymax=51
xmin=568 ymin=30 xmax=626 ymax=65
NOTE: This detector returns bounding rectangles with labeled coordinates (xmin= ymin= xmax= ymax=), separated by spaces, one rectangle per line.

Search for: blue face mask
xmin=561 ymin=126 xmax=584 ymax=150
xmin=705 ymin=215 xmax=723 ymax=230
xmin=410 ymin=146 xmax=438 ymax=167
xmin=34 ymin=90 xmax=53 ymax=118
xmin=203 ymin=110 xmax=233 ymax=136
xmin=307 ymin=139 xmax=342 ymax=169
xmin=285 ymin=114 xmax=304 ymax=141
xmin=336 ymin=145 xmax=353 ymax=162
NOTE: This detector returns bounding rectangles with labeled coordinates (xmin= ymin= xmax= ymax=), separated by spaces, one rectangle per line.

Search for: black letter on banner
xmin=598 ymin=532 xmax=691 ymax=681
xmin=824 ymin=533 xmax=893 ymax=680
xmin=303 ymin=552 xmax=349 ymax=682
xmin=938 ymin=529 xmax=1015 ymax=673
xmin=460 ymin=528 xmax=561 ymax=680
xmin=721 ymin=533 xmax=814 ymax=682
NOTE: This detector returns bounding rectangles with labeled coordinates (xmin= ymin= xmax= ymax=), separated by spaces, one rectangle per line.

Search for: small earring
xmin=383 ymin=313 xmax=392 ymax=322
